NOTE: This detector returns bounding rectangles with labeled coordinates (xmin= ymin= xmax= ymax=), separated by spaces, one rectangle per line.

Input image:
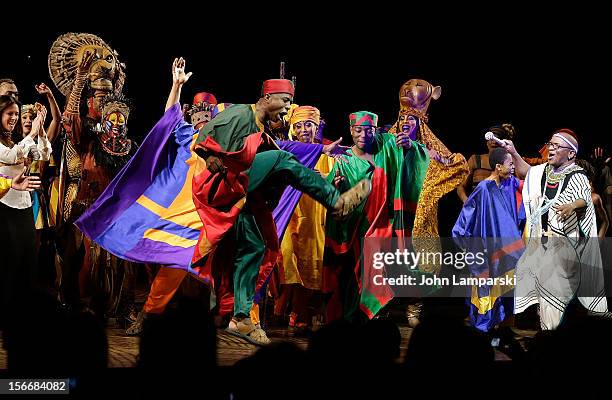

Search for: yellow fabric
xmin=287 ymin=104 xmax=321 ymax=141
xmin=33 ymin=194 xmax=45 ymax=230
xmin=143 ymin=228 xmax=198 ymax=248
xmin=48 ymin=177 xmax=60 ymax=227
xmin=133 ymin=133 xmax=205 ymax=249
xmin=250 ymin=104 xmax=266 ymax=132
xmin=29 ymin=160 xmax=43 ymax=174
xmin=0 ymin=177 xmax=12 ymax=198
xmin=289 ymin=106 xmax=320 ymax=126
xmin=470 ymin=269 xmax=516 ymax=314
xmin=280 ymin=155 xmax=335 ymax=290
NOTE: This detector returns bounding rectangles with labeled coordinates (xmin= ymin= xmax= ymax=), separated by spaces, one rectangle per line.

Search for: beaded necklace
xmin=545 ymin=162 xmax=578 ymax=184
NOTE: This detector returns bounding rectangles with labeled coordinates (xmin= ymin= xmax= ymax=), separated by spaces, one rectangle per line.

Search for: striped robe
xmin=516 ymin=163 xmax=608 ymax=329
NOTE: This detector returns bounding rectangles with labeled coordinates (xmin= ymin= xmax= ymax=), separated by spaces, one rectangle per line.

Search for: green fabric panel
xmin=195 ymin=104 xmax=260 ymax=152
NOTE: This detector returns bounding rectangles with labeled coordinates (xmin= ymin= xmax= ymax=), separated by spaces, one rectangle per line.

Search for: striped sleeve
xmin=568 ymin=172 xmax=596 ymax=236
xmin=567 ymin=172 xmax=593 ymax=207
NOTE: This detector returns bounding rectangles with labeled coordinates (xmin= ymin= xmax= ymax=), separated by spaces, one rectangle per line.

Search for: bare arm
xmin=593 ymin=194 xmax=610 ymax=239
xmin=165 ymin=83 xmax=183 ymax=111
xmin=28 ymin=107 xmax=51 ymax=161
xmin=61 ymin=51 xmax=95 ymax=145
xmin=165 ymin=57 xmax=193 ymax=111
xmin=36 ymin=83 xmax=61 ymax=142
xmin=65 ymin=51 xmax=94 ymax=115
xmin=502 ymin=139 xmax=530 ymax=179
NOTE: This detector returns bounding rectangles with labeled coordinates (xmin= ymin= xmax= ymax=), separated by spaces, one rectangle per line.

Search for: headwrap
xmin=193 ymin=92 xmax=217 ymax=106
xmin=555 ymin=128 xmax=579 ymax=142
xmin=289 ymin=105 xmax=320 ymax=126
xmin=21 ymin=102 xmax=43 ymax=117
xmin=396 ymin=79 xmax=442 ymax=123
xmin=287 ymin=105 xmax=320 ymax=141
xmin=553 ymin=131 xmax=579 ymax=152
xmin=349 ymin=111 xmax=378 ymax=127
xmin=21 ymin=104 xmax=37 ymax=116
xmin=262 ymin=79 xmax=295 ymax=96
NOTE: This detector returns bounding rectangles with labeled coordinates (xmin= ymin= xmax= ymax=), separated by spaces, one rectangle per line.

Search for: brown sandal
xmin=225 ymin=317 xmax=271 ymax=346
xmin=331 ymin=178 xmax=372 ymax=219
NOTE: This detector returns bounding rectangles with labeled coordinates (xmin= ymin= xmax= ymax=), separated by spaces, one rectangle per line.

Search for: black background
xmin=3 ymin=12 xmax=608 ymax=233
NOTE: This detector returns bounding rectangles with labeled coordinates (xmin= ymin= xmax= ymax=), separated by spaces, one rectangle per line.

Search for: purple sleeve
xmin=276 ymin=140 xmax=324 ymax=165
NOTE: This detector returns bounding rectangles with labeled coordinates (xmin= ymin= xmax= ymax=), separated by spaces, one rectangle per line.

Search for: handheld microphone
xmin=485 ymin=131 xmax=506 ymax=147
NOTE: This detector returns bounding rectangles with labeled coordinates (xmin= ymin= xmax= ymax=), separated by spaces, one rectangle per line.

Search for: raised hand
xmin=499 ymin=139 xmax=518 ymax=155
xmin=593 ymin=147 xmax=604 ymax=160
xmin=36 ymin=103 xmax=48 ymax=124
xmin=28 ymin=107 xmax=47 ymax=139
xmin=395 ymin=132 xmax=413 ymax=149
xmin=172 ymin=57 xmax=193 ymax=86
xmin=592 ymin=147 xmax=610 ymax=164
xmin=35 ymin=83 xmax=52 ymax=96
xmin=78 ymin=50 xmax=96 ymax=73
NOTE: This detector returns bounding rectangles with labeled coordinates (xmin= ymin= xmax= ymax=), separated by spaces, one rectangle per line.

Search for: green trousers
xmin=233 ymin=150 xmax=340 ymax=316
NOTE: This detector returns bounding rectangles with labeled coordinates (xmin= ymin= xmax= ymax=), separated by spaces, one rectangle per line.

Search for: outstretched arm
xmin=502 ymin=139 xmax=531 ymax=179
xmin=165 ymin=57 xmax=193 ymax=111
xmin=0 ymin=167 xmax=42 ymax=194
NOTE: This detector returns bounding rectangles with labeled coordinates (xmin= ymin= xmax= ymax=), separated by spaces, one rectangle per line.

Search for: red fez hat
xmin=193 ymin=92 xmax=218 ymax=105
xmin=262 ymin=79 xmax=295 ymax=96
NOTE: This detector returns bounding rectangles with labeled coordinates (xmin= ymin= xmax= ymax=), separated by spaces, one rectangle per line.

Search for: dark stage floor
xmin=1 ymin=324 xmax=536 ymax=369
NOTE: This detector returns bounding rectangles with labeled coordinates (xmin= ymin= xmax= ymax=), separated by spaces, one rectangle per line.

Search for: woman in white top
xmin=0 ymin=94 xmax=52 ymax=322
xmin=18 ymin=83 xmax=61 ymax=233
